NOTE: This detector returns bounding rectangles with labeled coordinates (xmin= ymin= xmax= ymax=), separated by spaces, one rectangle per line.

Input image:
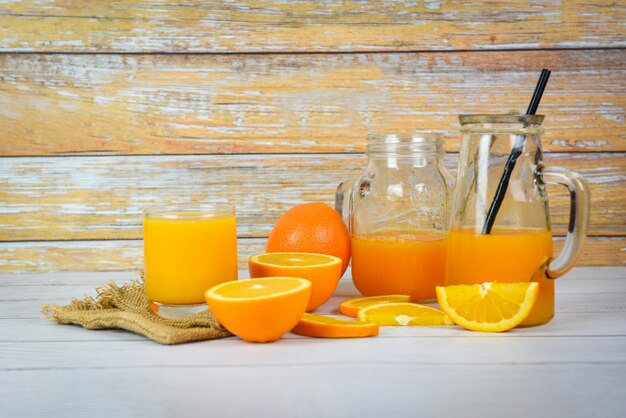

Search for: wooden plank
xmin=0 ymin=238 xmax=265 ymax=273
xmin=0 ymin=50 xmax=624 ymax=155
xmin=0 ymin=153 xmax=623 ymax=241
xmin=565 ymin=233 xmax=626 ymax=260
xmin=1 ymin=319 xmax=147 ymax=342
xmin=5 ymin=310 xmax=626 ymax=342
xmin=3 ymin=286 xmax=626 ymax=319
xmin=5 ymin=268 xmax=626 ymax=323
xmin=1 ymin=1 xmax=625 ymax=53
xmin=1 ymin=266 xmax=622 ymax=286
xmin=544 ymin=155 xmax=626 ymax=238
xmin=1 ymin=365 xmax=625 ymax=418
xmin=0 ymin=154 xmax=361 ymax=240
xmin=2 ymin=337 xmax=626 ymax=369
xmin=4 ymin=268 xmax=625 ymax=300
xmin=4 ymin=269 xmax=626 ymax=302
xmin=0 ymin=236 xmax=622 ymax=274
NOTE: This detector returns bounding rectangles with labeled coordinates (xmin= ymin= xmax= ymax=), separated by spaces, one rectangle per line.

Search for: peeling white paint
xmin=574 ymin=140 xmax=608 ymax=148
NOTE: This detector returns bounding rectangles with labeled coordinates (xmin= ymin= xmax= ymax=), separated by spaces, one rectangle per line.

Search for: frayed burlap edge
xmin=41 ymin=276 xmax=231 ymax=345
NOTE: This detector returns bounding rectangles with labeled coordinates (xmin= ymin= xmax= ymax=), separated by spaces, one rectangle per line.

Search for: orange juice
xmin=351 ymin=232 xmax=447 ymax=300
xmin=144 ymin=210 xmax=238 ymax=305
xmin=445 ymin=227 xmax=554 ymax=326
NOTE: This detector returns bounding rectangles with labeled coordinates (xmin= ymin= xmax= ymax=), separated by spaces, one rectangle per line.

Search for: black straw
xmin=526 ymin=69 xmax=551 ymax=115
xmin=481 ymin=69 xmax=551 ymax=234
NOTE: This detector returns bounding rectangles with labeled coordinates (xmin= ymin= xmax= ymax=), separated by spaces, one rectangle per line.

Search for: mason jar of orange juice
xmin=446 ymin=114 xmax=590 ymax=326
xmin=336 ymin=132 xmax=454 ymax=300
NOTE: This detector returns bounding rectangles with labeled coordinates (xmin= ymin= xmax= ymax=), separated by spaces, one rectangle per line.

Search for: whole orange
xmin=266 ymin=203 xmax=351 ymax=276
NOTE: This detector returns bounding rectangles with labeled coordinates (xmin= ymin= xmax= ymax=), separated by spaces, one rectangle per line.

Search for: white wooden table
xmin=1 ymin=267 xmax=625 ymax=418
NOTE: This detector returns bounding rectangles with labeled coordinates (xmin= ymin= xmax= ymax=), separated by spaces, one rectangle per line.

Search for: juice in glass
xmin=445 ymin=227 xmax=554 ymax=326
xmin=144 ymin=205 xmax=238 ymax=308
xmin=351 ymin=231 xmax=447 ymax=300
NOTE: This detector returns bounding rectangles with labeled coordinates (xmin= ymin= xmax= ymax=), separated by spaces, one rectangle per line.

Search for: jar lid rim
xmin=366 ymin=133 xmax=443 ymax=155
xmin=366 ymin=132 xmax=442 ymax=145
xmin=459 ymin=114 xmax=544 ymax=125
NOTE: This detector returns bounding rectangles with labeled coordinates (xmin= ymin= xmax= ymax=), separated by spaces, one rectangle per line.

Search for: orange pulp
xmin=351 ymin=231 xmax=447 ymax=300
xmin=445 ymin=227 xmax=554 ymax=326
xmin=144 ymin=214 xmax=238 ymax=305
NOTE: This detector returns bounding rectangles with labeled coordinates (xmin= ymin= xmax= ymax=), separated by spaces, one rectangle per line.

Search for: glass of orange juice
xmin=144 ymin=204 xmax=238 ymax=317
xmin=447 ymin=114 xmax=590 ymax=326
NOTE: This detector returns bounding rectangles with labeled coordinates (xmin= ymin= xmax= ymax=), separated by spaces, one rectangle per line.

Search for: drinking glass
xmin=144 ymin=204 xmax=238 ymax=317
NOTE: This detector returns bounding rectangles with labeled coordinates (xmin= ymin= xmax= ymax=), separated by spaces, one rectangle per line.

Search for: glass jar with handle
xmin=446 ymin=114 xmax=590 ymax=326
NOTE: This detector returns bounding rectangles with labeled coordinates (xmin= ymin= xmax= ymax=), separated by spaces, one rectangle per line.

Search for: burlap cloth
xmin=41 ymin=277 xmax=231 ymax=345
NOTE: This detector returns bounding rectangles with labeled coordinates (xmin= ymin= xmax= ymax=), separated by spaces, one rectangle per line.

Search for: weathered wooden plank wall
xmin=0 ymin=1 xmax=624 ymax=272
xmin=1 ymin=51 xmax=624 ymax=155
xmin=1 ymin=154 xmax=623 ymax=239
xmin=1 ymin=1 xmax=624 ymax=52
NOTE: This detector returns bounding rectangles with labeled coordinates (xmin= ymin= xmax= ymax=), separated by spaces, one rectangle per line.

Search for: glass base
xmin=517 ymin=314 xmax=554 ymax=327
xmin=150 ymin=301 xmax=207 ymax=319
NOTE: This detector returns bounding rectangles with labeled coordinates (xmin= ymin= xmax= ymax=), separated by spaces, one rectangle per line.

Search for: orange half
xmin=205 ymin=277 xmax=311 ymax=343
xmin=249 ymin=252 xmax=342 ymax=311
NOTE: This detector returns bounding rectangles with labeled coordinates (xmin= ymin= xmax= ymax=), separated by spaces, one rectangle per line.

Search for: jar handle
xmin=334 ymin=180 xmax=353 ymax=231
xmin=540 ymin=166 xmax=590 ymax=279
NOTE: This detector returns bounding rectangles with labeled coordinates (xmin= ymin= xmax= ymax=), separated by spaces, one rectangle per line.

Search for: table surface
xmin=1 ymin=267 xmax=625 ymax=418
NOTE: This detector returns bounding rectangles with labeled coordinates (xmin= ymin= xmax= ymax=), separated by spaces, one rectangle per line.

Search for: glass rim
xmin=144 ymin=204 xmax=235 ymax=220
xmin=366 ymin=131 xmax=443 ymax=155
xmin=366 ymin=131 xmax=441 ymax=142
xmin=459 ymin=114 xmax=544 ymax=125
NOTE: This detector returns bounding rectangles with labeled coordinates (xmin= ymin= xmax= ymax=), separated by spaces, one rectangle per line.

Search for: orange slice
xmin=436 ymin=282 xmax=539 ymax=333
xmin=357 ymin=302 xmax=453 ymax=326
xmin=291 ymin=313 xmax=379 ymax=338
xmin=339 ymin=295 xmax=412 ymax=317
xmin=249 ymin=252 xmax=342 ymax=312
xmin=205 ymin=277 xmax=311 ymax=343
